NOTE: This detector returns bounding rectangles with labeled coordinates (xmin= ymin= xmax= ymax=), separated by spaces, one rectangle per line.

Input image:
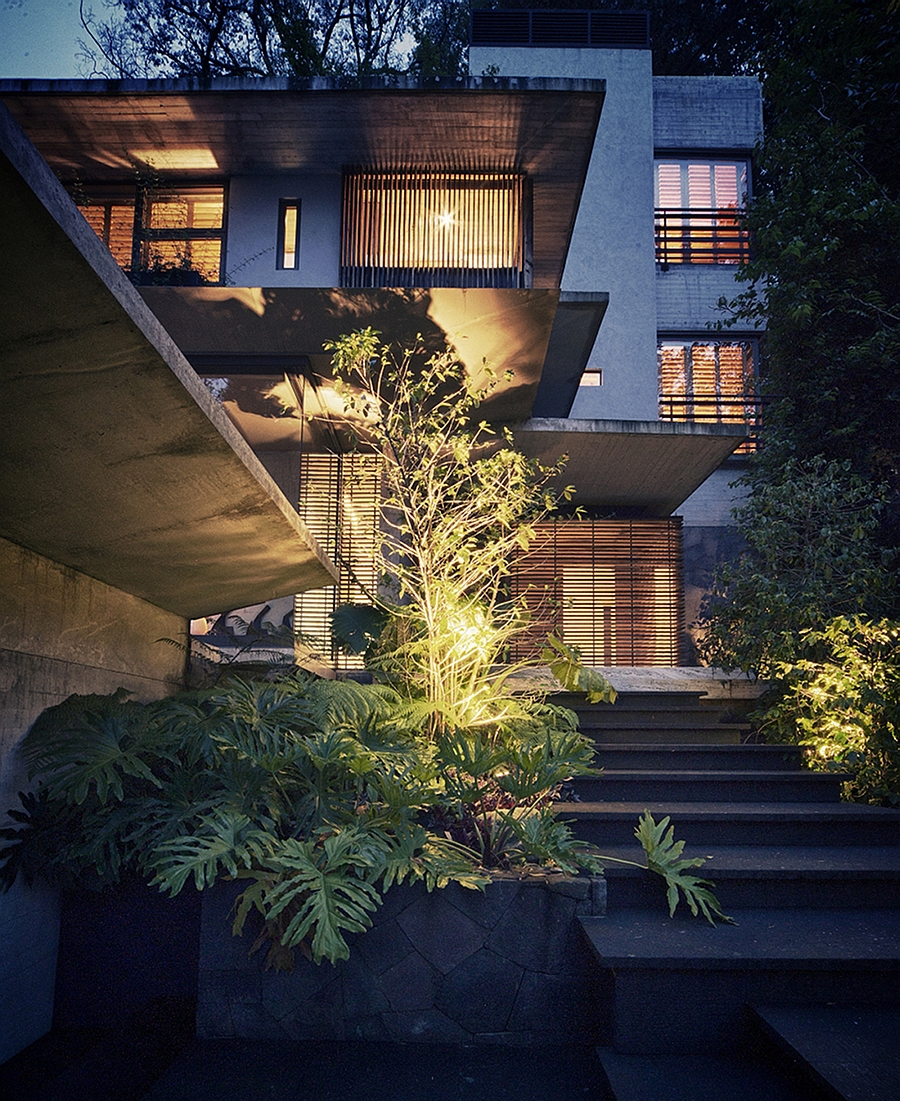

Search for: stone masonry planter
xmin=198 ymin=872 xmax=607 ymax=1044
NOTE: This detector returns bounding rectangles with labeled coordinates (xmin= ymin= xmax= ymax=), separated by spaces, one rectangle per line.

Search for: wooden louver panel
xmin=509 ymin=518 xmax=685 ymax=666
xmin=293 ymin=452 xmax=381 ymax=669
xmin=341 ymin=170 xmax=527 ymax=288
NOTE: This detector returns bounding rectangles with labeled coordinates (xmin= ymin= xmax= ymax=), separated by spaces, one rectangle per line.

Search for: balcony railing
xmin=659 ymin=393 xmax=763 ymax=454
xmin=655 ymin=208 xmax=750 ymax=266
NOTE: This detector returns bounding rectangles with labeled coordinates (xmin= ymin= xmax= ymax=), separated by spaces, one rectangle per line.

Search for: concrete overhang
xmin=0 ymin=76 xmax=605 ymax=289
xmin=513 ymin=418 xmax=748 ymax=516
xmin=138 ymin=285 xmax=606 ymax=435
xmin=0 ymin=102 xmax=337 ymax=618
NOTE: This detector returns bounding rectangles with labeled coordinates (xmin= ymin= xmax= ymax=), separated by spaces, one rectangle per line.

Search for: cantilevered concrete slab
xmin=0 ymin=76 xmax=605 ymax=289
xmin=140 ymin=285 xmax=573 ymax=430
xmin=514 ymin=418 xmax=747 ymax=516
xmin=0 ymin=103 xmax=336 ymax=618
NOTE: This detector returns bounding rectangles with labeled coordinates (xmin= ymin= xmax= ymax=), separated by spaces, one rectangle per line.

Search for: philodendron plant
xmin=2 ymin=676 xmax=730 ymax=967
xmin=1 ymin=331 xmax=731 ymax=968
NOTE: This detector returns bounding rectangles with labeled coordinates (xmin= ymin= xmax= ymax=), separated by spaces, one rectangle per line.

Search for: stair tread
xmin=750 ymin=1004 xmax=900 ymax=1101
xmin=596 ymin=1049 xmax=817 ymax=1101
xmin=579 ymin=908 xmax=900 ymax=967
xmin=594 ymin=845 xmax=900 ymax=876
xmin=558 ymin=800 xmax=900 ymax=820
xmin=591 ymin=769 xmax=846 ymax=779
xmin=592 ymin=744 xmax=798 ymax=753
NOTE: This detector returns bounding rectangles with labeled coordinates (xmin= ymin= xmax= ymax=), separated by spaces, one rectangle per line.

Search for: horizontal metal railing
xmin=655 ymin=208 xmax=750 ymax=266
xmin=659 ymin=393 xmax=763 ymax=453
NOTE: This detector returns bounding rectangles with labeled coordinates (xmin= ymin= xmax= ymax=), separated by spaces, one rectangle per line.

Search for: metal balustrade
xmin=655 ymin=207 xmax=750 ymax=266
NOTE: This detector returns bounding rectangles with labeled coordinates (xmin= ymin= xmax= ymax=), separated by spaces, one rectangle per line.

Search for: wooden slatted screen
xmin=508 ymin=518 xmax=686 ymax=666
xmin=341 ymin=170 xmax=527 ymax=288
xmin=293 ymin=452 xmax=381 ymax=669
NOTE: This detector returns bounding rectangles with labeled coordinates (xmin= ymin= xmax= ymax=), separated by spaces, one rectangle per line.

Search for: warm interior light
xmin=130 ymin=148 xmax=219 ymax=170
xmin=435 ymin=211 xmax=455 ymax=229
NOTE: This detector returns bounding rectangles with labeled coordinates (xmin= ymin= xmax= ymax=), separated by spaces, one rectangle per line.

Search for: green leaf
xmin=635 ymin=811 xmax=734 ymax=925
xmin=542 ymin=636 xmax=618 ymax=704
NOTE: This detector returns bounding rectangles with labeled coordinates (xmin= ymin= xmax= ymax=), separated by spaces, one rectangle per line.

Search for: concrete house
xmin=0 ymin=8 xmax=760 ymax=1060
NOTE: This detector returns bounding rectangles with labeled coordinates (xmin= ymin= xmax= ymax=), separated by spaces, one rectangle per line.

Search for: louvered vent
xmin=471 ymin=10 xmax=650 ymax=49
xmin=509 ymin=518 xmax=685 ymax=666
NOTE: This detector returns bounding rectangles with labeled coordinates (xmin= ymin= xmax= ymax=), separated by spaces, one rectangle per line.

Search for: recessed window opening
xmin=341 ymin=170 xmax=529 ymax=288
xmin=658 ymin=339 xmax=760 ymax=452
xmin=655 ymin=160 xmax=749 ymax=265
xmin=278 ymin=200 xmax=300 ymax=270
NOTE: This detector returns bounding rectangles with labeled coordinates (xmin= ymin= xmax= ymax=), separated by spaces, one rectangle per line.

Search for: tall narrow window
xmin=341 ymin=170 xmax=529 ymax=288
xmin=655 ymin=160 xmax=749 ymax=265
xmin=278 ymin=200 xmax=300 ymax=270
xmin=658 ymin=339 xmax=760 ymax=452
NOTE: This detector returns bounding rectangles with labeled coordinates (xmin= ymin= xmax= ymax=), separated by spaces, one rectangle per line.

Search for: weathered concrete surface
xmin=514 ymin=418 xmax=745 ymax=514
xmin=0 ymin=101 xmax=336 ymax=619
xmin=198 ymin=874 xmax=607 ymax=1044
xmin=0 ymin=536 xmax=187 ymax=1063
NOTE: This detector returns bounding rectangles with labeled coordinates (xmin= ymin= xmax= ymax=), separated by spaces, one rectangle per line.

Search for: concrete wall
xmin=470 ymin=47 xmax=658 ymax=422
xmin=677 ymin=468 xmax=750 ymax=661
xmin=0 ymin=536 xmax=187 ymax=1062
xmin=225 ymin=175 xmax=341 ymax=287
xmin=653 ymin=77 xmax=763 ymax=150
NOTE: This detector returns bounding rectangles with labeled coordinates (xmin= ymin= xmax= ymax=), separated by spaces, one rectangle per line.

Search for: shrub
xmin=758 ymin=616 xmax=900 ymax=805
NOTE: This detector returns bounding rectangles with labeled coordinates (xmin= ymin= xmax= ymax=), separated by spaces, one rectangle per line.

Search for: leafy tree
xmin=718 ymin=0 xmax=900 ymax=498
xmin=758 ymin=616 xmax=900 ymax=806
xmin=698 ymin=457 xmax=897 ymax=678
xmin=79 ymin=0 xmax=425 ymax=78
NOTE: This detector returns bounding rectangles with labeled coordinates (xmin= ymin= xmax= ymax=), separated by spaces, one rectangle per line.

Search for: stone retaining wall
xmin=198 ymin=873 xmax=607 ymax=1044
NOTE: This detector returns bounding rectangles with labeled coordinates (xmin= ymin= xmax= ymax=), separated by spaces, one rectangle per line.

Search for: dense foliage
xmin=719 ymin=0 xmax=900 ymax=500
xmin=699 ymin=458 xmax=897 ymax=677
xmin=757 ymin=617 xmax=900 ymax=806
xmin=0 ymin=676 xmax=730 ymax=966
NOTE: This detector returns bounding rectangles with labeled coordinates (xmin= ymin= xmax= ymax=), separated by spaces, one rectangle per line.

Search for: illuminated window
xmin=658 ymin=339 xmax=760 ymax=452
xmin=655 ymin=159 xmax=749 ymax=265
xmin=75 ymin=184 xmax=225 ymax=284
xmin=139 ymin=187 xmax=225 ymax=283
xmin=278 ymin=200 xmax=300 ymax=270
xmin=77 ymin=188 xmax=136 ymax=268
xmin=579 ymin=368 xmax=602 ymax=388
xmin=341 ymin=170 xmax=530 ymax=288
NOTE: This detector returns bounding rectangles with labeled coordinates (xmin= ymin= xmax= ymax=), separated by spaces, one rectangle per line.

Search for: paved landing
xmin=139 ymin=1040 xmax=611 ymax=1101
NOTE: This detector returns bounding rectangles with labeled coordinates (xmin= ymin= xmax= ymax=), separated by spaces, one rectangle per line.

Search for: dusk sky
xmin=1 ymin=0 xmax=86 ymax=78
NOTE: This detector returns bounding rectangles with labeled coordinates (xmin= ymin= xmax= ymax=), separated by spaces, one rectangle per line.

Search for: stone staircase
xmin=553 ymin=690 xmax=900 ymax=1101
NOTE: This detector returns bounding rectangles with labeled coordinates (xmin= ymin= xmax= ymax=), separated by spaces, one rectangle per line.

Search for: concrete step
xmin=578 ymin=909 xmax=900 ymax=1056
xmin=596 ymin=1049 xmax=827 ymax=1101
xmin=574 ymin=770 xmax=849 ymax=804
xmin=590 ymin=744 xmax=804 ymax=771
xmin=749 ymin=1004 xmax=900 ymax=1101
xmin=554 ymin=690 xmax=711 ymax=711
xmin=595 ymin=845 xmax=900 ymax=911
xmin=592 ymin=728 xmax=748 ymax=746
xmin=581 ymin=724 xmax=747 ymax=745
xmin=559 ymin=801 xmax=900 ymax=847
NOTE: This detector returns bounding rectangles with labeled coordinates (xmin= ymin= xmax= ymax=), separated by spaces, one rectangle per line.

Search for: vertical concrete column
xmin=469 ymin=46 xmax=658 ymax=420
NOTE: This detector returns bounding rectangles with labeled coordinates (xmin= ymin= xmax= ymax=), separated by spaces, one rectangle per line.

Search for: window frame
xmin=657 ymin=335 xmax=761 ymax=452
xmin=71 ymin=181 xmax=228 ymax=285
xmin=654 ymin=154 xmax=751 ymax=267
xmin=276 ymin=199 xmax=301 ymax=271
